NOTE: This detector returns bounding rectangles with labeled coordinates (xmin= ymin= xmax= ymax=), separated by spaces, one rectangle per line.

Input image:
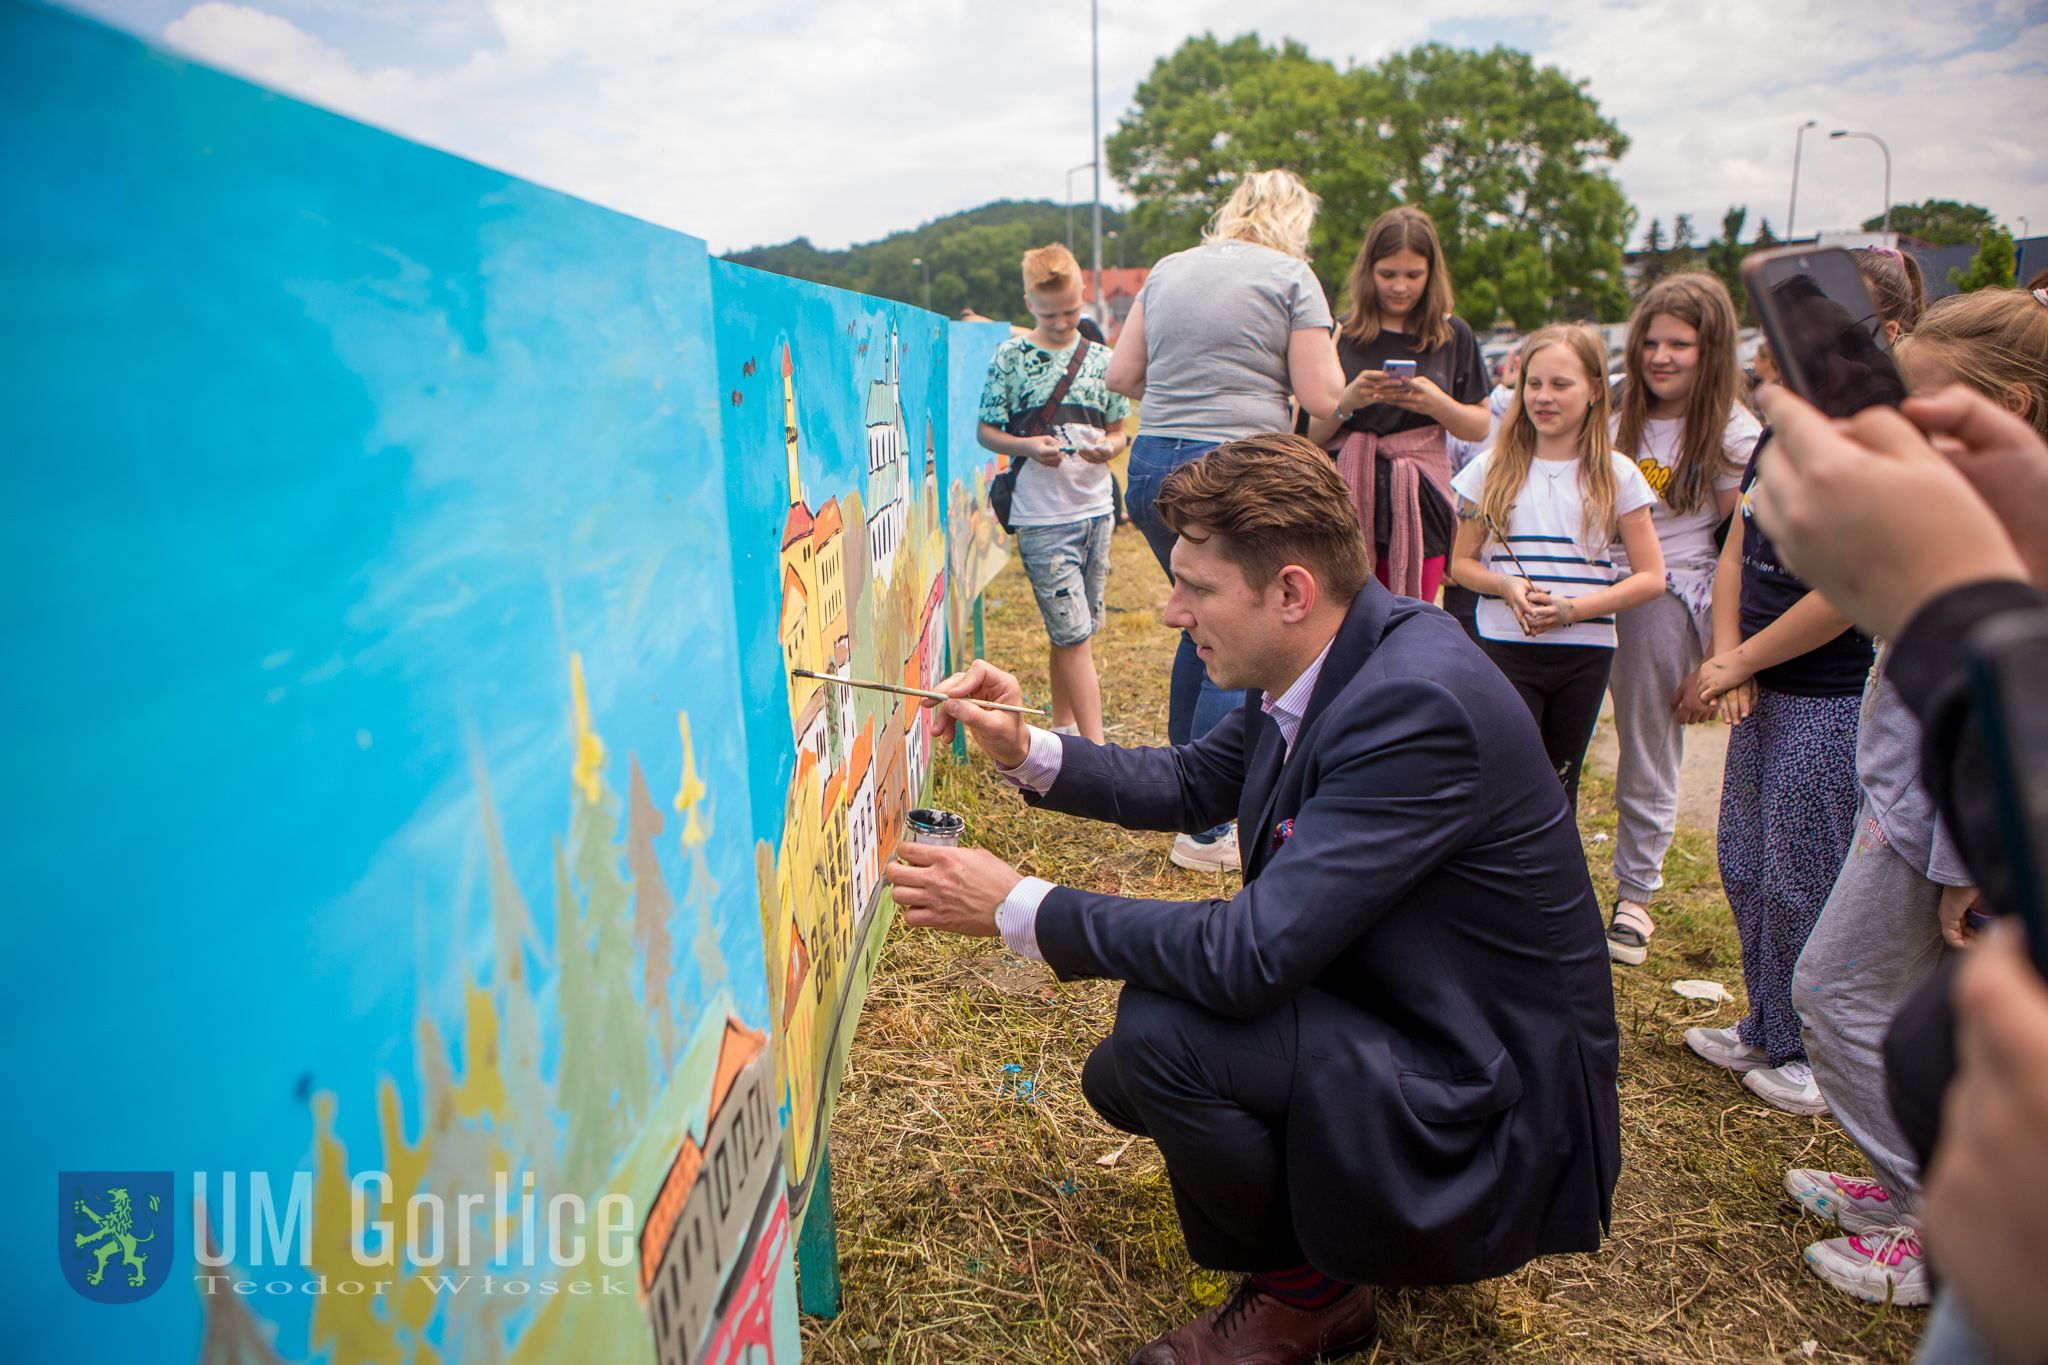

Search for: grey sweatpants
xmin=1794 ymin=803 xmax=1951 ymax=1212
xmin=1609 ymin=590 xmax=1699 ymax=903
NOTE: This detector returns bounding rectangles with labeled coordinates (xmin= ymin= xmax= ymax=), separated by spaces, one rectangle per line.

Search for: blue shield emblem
xmin=58 ymin=1171 xmax=176 ymax=1303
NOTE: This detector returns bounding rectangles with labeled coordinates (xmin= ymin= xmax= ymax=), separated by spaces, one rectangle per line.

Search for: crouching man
xmin=887 ymin=435 xmax=1621 ymax=1363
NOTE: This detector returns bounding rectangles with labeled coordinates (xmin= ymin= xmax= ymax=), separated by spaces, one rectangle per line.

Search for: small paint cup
xmin=905 ymin=808 xmax=966 ymax=847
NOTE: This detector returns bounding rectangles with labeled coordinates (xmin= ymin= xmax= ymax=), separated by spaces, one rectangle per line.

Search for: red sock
xmin=1251 ymin=1263 xmax=1350 ymax=1309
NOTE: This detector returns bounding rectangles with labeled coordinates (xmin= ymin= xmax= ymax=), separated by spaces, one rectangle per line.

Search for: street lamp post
xmin=2020 ymin=217 xmax=2032 ymax=285
xmin=1065 ymin=161 xmax=1096 ymax=253
xmin=910 ymin=256 xmax=930 ymax=312
xmin=1830 ymin=129 xmax=1893 ymax=234
xmin=1090 ymin=0 xmax=1104 ymax=320
xmin=1787 ymin=119 xmax=1817 ymax=241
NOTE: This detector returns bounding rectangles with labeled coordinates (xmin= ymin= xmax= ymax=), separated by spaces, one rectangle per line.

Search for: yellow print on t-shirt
xmin=1635 ymin=456 xmax=1674 ymax=497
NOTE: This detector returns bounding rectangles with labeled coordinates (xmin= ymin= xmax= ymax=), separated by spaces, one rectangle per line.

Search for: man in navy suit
xmin=887 ymin=435 xmax=1621 ymax=1364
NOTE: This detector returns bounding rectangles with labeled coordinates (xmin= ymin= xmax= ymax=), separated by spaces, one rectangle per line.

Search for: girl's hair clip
xmin=2034 ymin=287 xmax=2048 ymax=307
xmin=1862 ymin=245 xmax=1905 ymax=262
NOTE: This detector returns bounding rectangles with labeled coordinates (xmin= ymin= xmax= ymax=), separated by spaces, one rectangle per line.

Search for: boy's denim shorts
xmin=1013 ymin=514 xmax=1113 ymax=647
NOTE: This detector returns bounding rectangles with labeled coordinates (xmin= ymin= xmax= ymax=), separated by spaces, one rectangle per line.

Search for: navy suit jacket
xmin=1026 ymin=580 xmax=1621 ymax=1285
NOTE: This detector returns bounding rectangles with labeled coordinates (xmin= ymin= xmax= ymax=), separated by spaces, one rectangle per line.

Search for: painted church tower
xmin=863 ymin=323 xmax=908 ymax=591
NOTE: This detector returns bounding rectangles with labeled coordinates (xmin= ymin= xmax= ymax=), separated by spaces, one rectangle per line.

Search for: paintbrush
xmin=1481 ymin=511 xmax=1537 ymax=637
xmin=791 ymin=668 xmax=1049 ymax=717
xmin=1481 ymin=511 xmax=1536 ymax=584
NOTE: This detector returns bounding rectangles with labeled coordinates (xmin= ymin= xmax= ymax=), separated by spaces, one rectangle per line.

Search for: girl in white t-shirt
xmin=1602 ymin=272 xmax=1759 ymax=965
xmin=1450 ymin=324 xmax=1664 ymax=811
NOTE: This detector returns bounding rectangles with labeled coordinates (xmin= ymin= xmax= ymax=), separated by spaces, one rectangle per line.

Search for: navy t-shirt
xmin=1737 ymin=432 xmax=1875 ymax=696
xmin=1333 ymin=315 xmax=1490 ymax=440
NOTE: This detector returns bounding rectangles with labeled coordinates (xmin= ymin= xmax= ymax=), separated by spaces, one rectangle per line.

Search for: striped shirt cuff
xmin=995 ymin=725 xmax=1064 ymax=794
xmin=997 ymin=877 xmax=1056 ymax=962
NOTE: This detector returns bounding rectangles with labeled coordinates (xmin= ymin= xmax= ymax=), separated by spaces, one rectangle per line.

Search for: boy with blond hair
xmin=977 ymin=243 xmax=1129 ymax=740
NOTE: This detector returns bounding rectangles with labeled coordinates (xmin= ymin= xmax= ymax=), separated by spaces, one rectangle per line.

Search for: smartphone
xmin=1740 ymin=245 xmax=1907 ymax=417
xmin=1967 ymin=606 xmax=2048 ymax=978
xmin=1382 ymin=359 xmax=1418 ymax=382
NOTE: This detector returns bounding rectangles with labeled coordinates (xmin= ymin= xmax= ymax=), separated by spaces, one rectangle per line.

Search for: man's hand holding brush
xmin=923 ymin=658 xmax=1032 ymax=767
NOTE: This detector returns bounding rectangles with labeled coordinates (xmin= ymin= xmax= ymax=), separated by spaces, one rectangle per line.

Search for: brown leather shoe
xmin=1128 ymin=1280 xmax=1378 ymax=1364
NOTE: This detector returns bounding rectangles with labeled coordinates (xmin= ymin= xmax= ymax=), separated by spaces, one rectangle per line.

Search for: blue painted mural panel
xmin=1 ymin=3 xmax=797 ymax=1361
xmin=707 ymin=262 xmax=951 ymax=1212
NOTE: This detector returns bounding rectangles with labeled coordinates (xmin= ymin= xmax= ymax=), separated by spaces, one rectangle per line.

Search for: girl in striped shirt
xmin=1450 ymin=324 xmax=1666 ymax=808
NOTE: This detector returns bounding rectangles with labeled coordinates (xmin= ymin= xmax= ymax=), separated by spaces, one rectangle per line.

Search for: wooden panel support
xmin=795 ymin=1140 xmax=842 ymax=1319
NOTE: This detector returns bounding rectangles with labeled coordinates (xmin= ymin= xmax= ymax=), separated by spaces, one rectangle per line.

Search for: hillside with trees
xmin=724 ymin=201 xmax=1169 ymax=325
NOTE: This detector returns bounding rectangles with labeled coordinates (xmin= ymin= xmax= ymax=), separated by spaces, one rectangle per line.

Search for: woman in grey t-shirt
xmin=1103 ymin=168 xmax=1345 ymax=872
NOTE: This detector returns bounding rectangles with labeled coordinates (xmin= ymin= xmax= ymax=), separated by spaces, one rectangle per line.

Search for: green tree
xmin=1104 ymin=34 xmax=1373 ymax=269
xmin=1105 ymin=35 xmax=1635 ymax=327
xmin=1668 ymin=213 xmax=1699 ymax=270
xmin=1866 ymin=199 xmax=1998 ymax=247
xmin=1638 ymin=218 xmax=1667 ymax=286
xmin=1753 ymin=217 xmax=1780 ymax=247
xmin=1950 ymin=229 xmax=2018 ymax=293
xmin=1369 ymin=44 xmax=1633 ymax=325
xmin=1704 ymin=205 xmax=1750 ymax=315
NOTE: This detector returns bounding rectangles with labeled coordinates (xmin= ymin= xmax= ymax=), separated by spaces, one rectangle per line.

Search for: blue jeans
xmin=1916 ymin=1290 xmax=1996 ymax=1364
xmin=1127 ymin=434 xmax=1245 ymax=838
xmin=1014 ymin=515 xmax=1113 ymax=647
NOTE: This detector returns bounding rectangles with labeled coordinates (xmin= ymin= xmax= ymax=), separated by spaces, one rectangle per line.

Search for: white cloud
xmin=132 ymin=0 xmax=2047 ymax=255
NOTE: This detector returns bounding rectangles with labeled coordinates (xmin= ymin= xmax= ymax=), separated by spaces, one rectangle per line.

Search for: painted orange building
xmin=639 ymin=1019 xmax=779 ymax=1365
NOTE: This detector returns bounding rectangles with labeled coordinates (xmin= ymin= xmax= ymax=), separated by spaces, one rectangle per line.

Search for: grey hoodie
xmin=1858 ymin=649 xmax=1971 ymax=887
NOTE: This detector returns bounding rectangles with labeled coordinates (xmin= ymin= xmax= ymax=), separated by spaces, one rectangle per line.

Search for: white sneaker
xmin=1052 ymin=723 xmax=1082 ymax=737
xmin=1743 ymin=1060 xmax=1829 ymax=1115
xmin=1170 ymin=827 xmax=1240 ymax=873
xmin=1784 ymin=1169 xmax=1905 ymax=1234
xmin=1802 ymin=1226 xmax=1931 ymax=1306
xmin=1684 ymin=1025 xmax=1770 ymax=1074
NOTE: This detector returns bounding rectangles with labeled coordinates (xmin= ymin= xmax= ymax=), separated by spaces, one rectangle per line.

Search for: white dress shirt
xmin=991 ymin=640 xmax=1336 ymax=962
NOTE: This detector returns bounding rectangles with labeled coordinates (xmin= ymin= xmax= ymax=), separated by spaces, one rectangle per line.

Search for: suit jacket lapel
xmin=1238 ymin=708 xmax=1286 ymax=875
xmin=1242 ymin=581 xmax=1396 ymax=881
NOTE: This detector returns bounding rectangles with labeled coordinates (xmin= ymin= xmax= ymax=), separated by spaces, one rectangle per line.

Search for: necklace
xmin=1536 ymin=458 xmax=1573 ymax=497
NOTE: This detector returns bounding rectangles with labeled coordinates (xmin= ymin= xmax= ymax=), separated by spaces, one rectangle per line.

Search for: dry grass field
xmin=799 ymin=523 xmax=1923 ymax=1364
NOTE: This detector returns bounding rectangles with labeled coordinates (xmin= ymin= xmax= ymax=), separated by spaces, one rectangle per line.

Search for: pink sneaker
xmin=1802 ymin=1227 xmax=1930 ymax=1306
xmin=1783 ymin=1169 xmax=1904 ymax=1234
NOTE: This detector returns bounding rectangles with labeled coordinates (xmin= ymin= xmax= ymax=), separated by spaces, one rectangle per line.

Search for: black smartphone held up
xmin=1740 ymin=245 xmax=1908 ymax=417
xmin=1968 ymin=606 xmax=2048 ymax=979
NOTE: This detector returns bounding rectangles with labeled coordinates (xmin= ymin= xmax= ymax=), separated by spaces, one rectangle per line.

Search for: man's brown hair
xmin=1154 ymin=434 xmax=1371 ymax=601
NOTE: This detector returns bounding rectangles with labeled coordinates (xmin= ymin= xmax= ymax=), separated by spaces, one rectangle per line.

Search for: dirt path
xmin=1585 ymin=695 xmax=1730 ymax=836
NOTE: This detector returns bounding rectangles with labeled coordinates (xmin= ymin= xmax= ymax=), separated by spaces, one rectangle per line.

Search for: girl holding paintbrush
xmin=1449 ymin=324 xmax=1665 ymax=810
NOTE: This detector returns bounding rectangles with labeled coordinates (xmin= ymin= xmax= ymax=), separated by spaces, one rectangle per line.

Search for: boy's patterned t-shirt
xmin=976 ymin=336 xmax=1129 ymax=527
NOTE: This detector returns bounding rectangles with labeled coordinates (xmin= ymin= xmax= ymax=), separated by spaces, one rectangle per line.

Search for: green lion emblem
xmin=73 ymin=1186 xmax=156 ymax=1288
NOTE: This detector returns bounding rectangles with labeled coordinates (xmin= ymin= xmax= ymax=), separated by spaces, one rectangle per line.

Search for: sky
xmin=68 ymin=0 xmax=2048 ymax=256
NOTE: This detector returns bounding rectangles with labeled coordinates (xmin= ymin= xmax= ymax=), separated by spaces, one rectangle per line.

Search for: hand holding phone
xmin=1967 ymin=607 xmax=2048 ymax=978
xmin=1382 ymin=359 xmax=1419 ymax=384
xmin=1741 ymin=246 xmax=1907 ymax=418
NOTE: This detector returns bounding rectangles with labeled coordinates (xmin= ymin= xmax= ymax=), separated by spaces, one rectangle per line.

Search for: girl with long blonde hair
xmin=1449 ymin=325 xmax=1665 ymax=809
